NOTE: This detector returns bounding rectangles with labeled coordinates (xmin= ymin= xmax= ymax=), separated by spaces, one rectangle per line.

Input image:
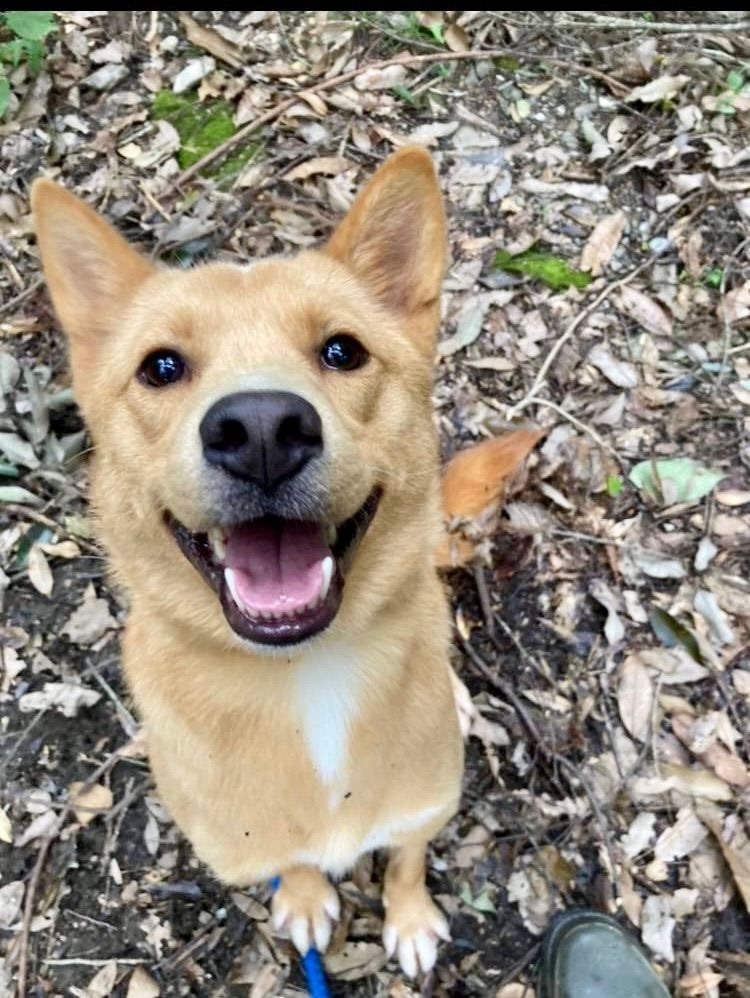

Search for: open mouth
xmin=165 ymin=490 xmax=381 ymax=647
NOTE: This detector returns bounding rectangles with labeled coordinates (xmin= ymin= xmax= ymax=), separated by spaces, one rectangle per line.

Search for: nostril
xmin=277 ymin=414 xmax=312 ymax=446
xmin=217 ymin=417 xmax=248 ymax=451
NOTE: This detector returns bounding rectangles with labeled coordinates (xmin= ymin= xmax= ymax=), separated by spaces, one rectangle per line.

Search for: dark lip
xmin=164 ymin=489 xmax=381 ymax=648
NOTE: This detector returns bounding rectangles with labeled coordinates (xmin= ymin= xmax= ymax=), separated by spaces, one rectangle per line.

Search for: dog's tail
xmin=435 ymin=429 xmax=543 ymax=568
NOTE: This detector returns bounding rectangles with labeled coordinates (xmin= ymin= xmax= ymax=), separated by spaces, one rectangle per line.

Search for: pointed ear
xmin=31 ymin=179 xmax=154 ymax=365
xmin=325 ymin=147 xmax=446 ymax=345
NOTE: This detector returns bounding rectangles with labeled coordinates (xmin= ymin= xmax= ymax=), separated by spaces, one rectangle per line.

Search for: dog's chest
xmin=291 ymin=642 xmax=364 ymax=787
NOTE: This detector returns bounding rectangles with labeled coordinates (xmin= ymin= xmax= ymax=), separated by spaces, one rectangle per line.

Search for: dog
xmin=32 ymin=147 xmax=464 ymax=978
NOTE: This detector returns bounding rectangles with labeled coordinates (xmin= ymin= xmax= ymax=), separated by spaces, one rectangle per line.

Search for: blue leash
xmin=269 ymin=877 xmax=332 ymax=998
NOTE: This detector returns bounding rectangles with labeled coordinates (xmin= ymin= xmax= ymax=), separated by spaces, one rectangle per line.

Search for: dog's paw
xmin=449 ymin=667 xmax=476 ymax=740
xmin=382 ymin=889 xmax=450 ymax=977
xmin=271 ymin=872 xmax=340 ymax=954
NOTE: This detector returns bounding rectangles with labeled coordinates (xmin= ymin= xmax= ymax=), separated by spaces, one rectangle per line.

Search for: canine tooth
xmin=209 ymin=528 xmax=226 ymax=561
xmin=320 ymin=555 xmax=334 ymax=601
xmin=224 ymin=567 xmax=240 ymax=605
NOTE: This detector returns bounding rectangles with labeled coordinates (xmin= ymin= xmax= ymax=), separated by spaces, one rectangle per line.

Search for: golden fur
xmin=32 ymin=148 xmax=464 ymax=976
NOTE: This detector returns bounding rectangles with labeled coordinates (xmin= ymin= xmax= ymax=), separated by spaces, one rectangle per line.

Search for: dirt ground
xmin=2 ymin=10 xmax=750 ymax=998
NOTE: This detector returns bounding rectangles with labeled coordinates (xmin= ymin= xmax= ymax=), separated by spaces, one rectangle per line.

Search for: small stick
xmin=505 ymin=258 xmax=654 ymax=420
xmin=559 ymin=12 xmax=750 ymax=33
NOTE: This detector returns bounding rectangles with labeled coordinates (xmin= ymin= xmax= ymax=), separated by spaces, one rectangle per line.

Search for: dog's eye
xmin=138 ymin=349 xmax=187 ymax=387
xmin=320 ymin=335 xmax=368 ymax=372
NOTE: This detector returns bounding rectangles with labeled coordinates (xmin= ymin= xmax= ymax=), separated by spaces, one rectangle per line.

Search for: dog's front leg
xmin=382 ymin=840 xmax=450 ymax=977
xmin=271 ymin=864 xmax=340 ymax=954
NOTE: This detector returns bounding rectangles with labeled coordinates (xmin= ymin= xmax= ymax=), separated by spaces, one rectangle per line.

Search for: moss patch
xmin=152 ymin=90 xmax=260 ymax=179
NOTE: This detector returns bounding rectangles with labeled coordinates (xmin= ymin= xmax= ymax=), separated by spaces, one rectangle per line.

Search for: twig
xmin=175 ymin=47 xmax=628 ymax=185
xmin=0 ymin=278 xmax=44 ymax=318
xmin=530 ymin=398 xmax=624 ymax=467
xmin=505 ymin=258 xmax=654 ymax=420
xmin=42 ymin=958 xmax=147 ymax=967
xmin=561 ymin=12 xmax=750 ymax=32
xmin=16 ymin=751 xmax=122 ymax=997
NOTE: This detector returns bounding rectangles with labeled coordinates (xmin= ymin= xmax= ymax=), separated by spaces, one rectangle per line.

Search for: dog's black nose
xmin=200 ymin=391 xmax=323 ymax=490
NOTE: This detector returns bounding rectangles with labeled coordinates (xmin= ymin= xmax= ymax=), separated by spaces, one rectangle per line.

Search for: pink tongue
xmin=225 ymin=521 xmax=328 ymax=615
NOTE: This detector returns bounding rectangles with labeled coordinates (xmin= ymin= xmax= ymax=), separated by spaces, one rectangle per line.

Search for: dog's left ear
xmin=325 ymin=146 xmax=446 ymax=347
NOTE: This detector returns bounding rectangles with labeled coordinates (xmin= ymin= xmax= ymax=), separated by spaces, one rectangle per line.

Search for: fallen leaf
xmin=629 ymin=458 xmax=724 ymax=505
xmin=654 ymin=807 xmax=707 ymax=862
xmin=618 ymin=655 xmax=655 ymax=741
xmin=18 ymin=681 xmax=102 ymax=718
xmin=580 ymin=210 xmax=626 ymax=275
xmin=659 ymin=763 xmax=733 ymax=801
xmin=69 ymin=782 xmax=113 ymax=826
xmin=353 ymin=64 xmax=407 ymax=91
xmin=697 ymin=804 xmax=750 ymax=914
xmin=0 ymin=431 xmax=39 ymax=469
xmin=178 ymin=12 xmax=243 ymax=68
xmin=27 ymin=545 xmax=53 ymax=596
xmin=638 ymin=648 xmax=708 ymax=685
xmin=62 ymin=584 xmax=116 ymax=645
xmin=0 ymin=806 xmax=12 ymax=844
xmin=144 ymin=813 xmax=160 ymax=856
xmin=641 ymin=894 xmax=676 ymax=962
xmin=621 ymin=812 xmax=657 ymax=859
xmin=0 ymin=881 xmax=23 ymax=928
xmin=438 ymin=296 xmax=490 ymax=356
xmin=495 ymin=248 xmax=592 ymax=290
xmin=13 ymin=809 xmax=57 ymax=848
xmin=589 ymin=343 xmax=638 ymax=388
xmin=126 ymin=966 xmax=160 ymax=998
xmin=284 ymin=156 xmax=352 ymax=181
xmin=632 ymin=549 xmax=686 ymax=579
xmin=324 ymin=942 xmax=387 ymax=980
xmin=694 ymin=589 xmax=733 ymax=645
xmin=80 ymin=961 xmax=117 ymax=998
xmin=590 ymin=580 xmax=625 ymax=644
xmin=715 ymin=489 xmax=750 ymax=507
xmin=436 ymin=430 xmax=543 ymax=567
xmin=618 ymin=286 xmax=673 ymax=337
xmin=626 ymin=74 xmax=690 ymax=104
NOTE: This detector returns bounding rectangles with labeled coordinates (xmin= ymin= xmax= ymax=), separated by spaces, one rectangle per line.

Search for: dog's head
xmin=32 ymin=149 xmax=446 ymax=652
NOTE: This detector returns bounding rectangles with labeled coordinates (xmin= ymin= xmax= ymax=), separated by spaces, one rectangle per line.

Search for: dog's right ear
xmin=31 ymin=179 xmax=154 ymax=369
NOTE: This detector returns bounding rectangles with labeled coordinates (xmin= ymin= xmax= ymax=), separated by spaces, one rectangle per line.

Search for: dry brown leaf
xmin=626 ymin=74 xmax=690 ymax=104
xmin=654 ymin=807 xmax=707 ymax=862
xmin=445 ymin=23 xmax=469 ymax=52
xmin=324 ymin=942 xmax=387 ymax=980
xmin=696 ymin=804 xmax=750 ymax=915
xmin=435 ymin=429 xmax=543 ymax=568
xmin=69 ymin=782 xmax=113 ymax=826
xmin=82 ymin=961 xmax=118 ymax=998
xmin=27 ymin=544 xmax=53 ymax=596
xmin=618 ymin=655 xmax=655 ymax=741
xmin=126 ymin=966 xmax=160 ymax=998
xmin=285 ymin=156 xmax=352 ymax=182
xmin=580 ymin=210 xmax=626 ymax=276
xmin=659 ymin=763 xmax=733 ymax=802
xmin=618 ymin=286 xmax=673 ymax=337
xmin=178 ymin=13 xmax=243 ymax=68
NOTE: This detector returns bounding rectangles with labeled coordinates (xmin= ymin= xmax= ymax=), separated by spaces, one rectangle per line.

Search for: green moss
xmin=151 ymin=90 xmax=261 ymax=179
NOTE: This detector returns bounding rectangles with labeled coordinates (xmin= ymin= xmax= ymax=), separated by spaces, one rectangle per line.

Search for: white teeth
xmin=224 ymin=567 xmax=240 ymax=605
xmin=320 ymin=555 xmax=334 ymax=601
xmin=209 ymin=528 xmax=226 ymax=562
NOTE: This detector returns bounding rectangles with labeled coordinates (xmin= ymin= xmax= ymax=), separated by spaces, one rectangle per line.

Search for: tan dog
xmin=32 ymin=148 xmax=463 ymax=977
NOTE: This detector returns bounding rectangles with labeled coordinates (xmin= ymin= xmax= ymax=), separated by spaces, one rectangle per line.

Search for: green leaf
xmin=0 ymin=485 xmax=41 ymax=506
xmin=606 ymin=474 xmax=623 ymax=497
xmin=727 ymin=69 xmax=745 ymax=93
xmin=0 ymin=77 xmax=9 ymax=117
xmin=391 ymin=83 xmax=415 ymax=104
xmin=495 ymin=55 xmax=520 ymax=72
xmin=0 ymin=38 xmax=26 ymax=67
xmin=4 ymin=11 xmax=56 ymax=41
xmin=458 ymin=882 xmax=496 ymax=914
xmin=649 ymin=607 xmax=705 ymax=665
xmin=629 ymin=457 xmax=725 ymax=505
xmin=704 ymin=267 xmax=723 ymax=288
xmin=426 ymin=21 xmax=444 ymax=44
xmin=494 ymin=248 xmax=592 ymax=291
xmin=0 ymin=461 xmax=18 ymax=477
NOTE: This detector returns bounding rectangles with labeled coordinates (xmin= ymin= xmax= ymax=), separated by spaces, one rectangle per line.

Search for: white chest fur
xmin=291 ymin=642 xmax=363 ymax=787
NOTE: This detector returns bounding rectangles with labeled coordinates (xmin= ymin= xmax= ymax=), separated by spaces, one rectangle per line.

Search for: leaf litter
xmin=1 ymin=10 xmax=750 ymax=998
